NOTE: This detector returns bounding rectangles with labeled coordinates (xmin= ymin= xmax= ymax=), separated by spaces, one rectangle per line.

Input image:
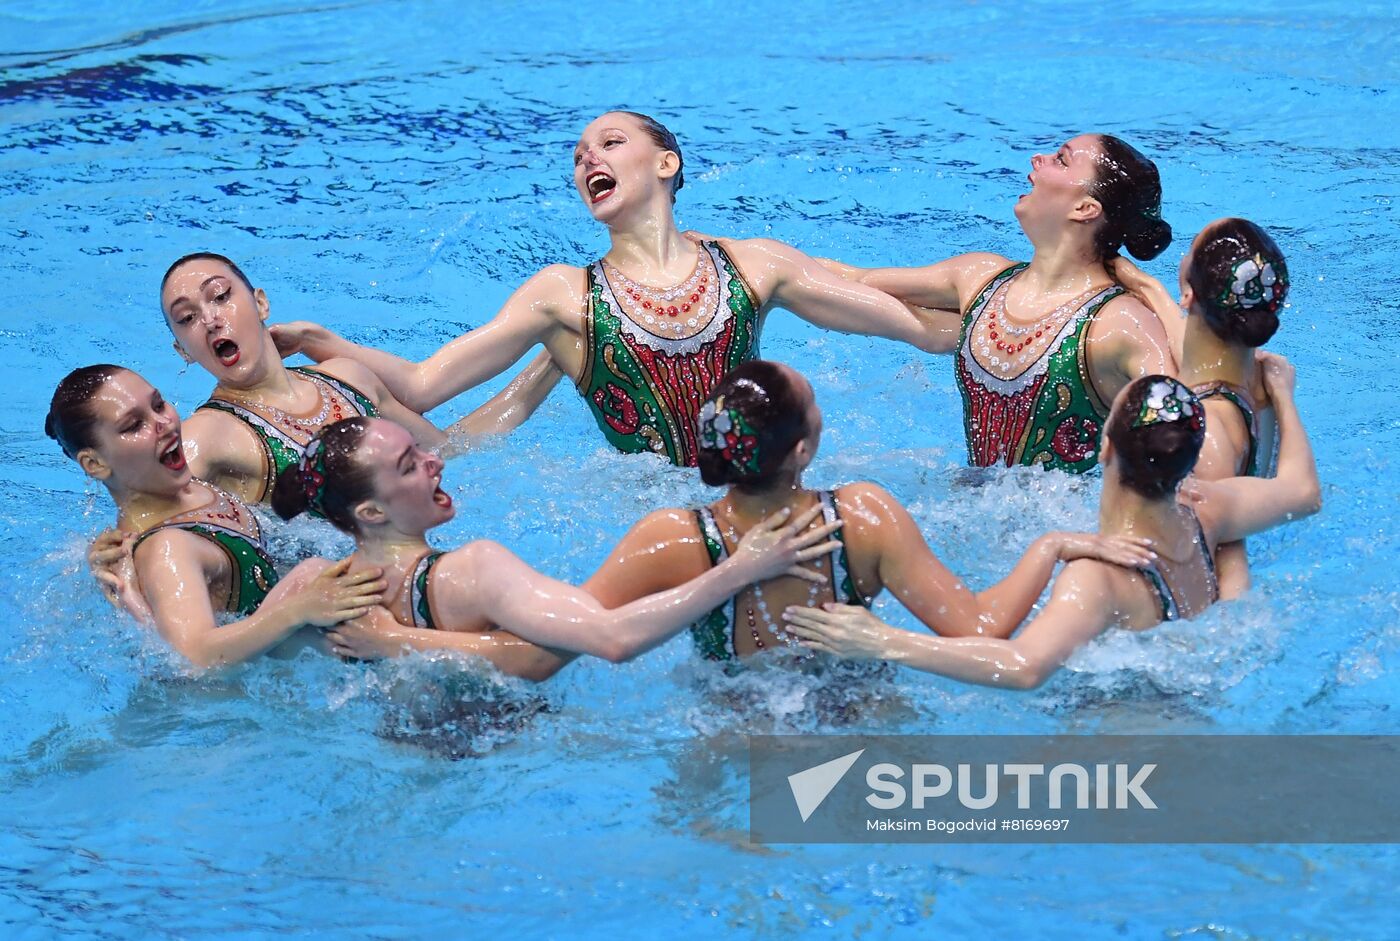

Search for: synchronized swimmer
xmin=51 ymin=110 xmax=1319 ymax=697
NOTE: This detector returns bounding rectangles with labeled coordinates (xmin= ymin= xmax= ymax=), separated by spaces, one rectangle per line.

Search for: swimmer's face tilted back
xmin=161 ymin=256 xmax=273 ymax=386
xmin=572 ymin=111 xmax=681 ymax=224
xmin=1015 ymin=134 xmax=1104 ymax=239
xmin=348 ymin=419 xmax=456 ymax=536
xmin=77 ymin=370 xmax=192 ymax=496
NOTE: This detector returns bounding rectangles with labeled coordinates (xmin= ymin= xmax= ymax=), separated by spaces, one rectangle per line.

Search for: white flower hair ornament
xmin=1220 ymin=252 xmax=1287 ymax=315
xmin=1132 ymin=379 xmax=1205 ymax=434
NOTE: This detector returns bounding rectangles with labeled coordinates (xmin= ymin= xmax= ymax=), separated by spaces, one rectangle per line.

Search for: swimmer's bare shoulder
xmin=179 ymin=407 xmax=268 ymax=501
xmin=583 ymin=508 xmax=713 ymax=608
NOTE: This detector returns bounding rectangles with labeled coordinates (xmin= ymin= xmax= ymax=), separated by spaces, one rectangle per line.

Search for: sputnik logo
xmin=787 ymin=749 xmax=864 ymax=822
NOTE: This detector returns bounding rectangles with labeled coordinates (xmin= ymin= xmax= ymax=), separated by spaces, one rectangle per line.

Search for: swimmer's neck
xmin=114 ymin=477 xmax=214 ymax=532
xmin=718 ymin=477 xmax=812 ymax=527
xmin=212 ymin=333 xmax=299 ymax=401
xmin=602 ymin=195 xmax=693 ymax=277
xmin=1098 ymin=473 xmax=1190 ymax=546
xmin=1177 ymin=314 xmax=1254 ymax=387
xmin=1021 ymin=228 xmax=1108 ymax=295
xmin=352 ymin=528 xmax=432 ymax=571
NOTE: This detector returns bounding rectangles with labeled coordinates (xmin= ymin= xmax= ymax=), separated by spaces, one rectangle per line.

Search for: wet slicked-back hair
xmin=270 ymin=417 xmax=377 ymax=534
xmin=1089 ymin=135 xmax=1172 ymax=262
xmin=696 ymin=360 xmax=810 ymax=492
xmin=1105 ymin=376 xmax=1206 ymax=499
xmin=46 ymin=364 xmax=127 ymax=459
xmin=616 ymin=111 xmax=684 ymax=201
xmin=1187 ymin=217 xmax=1288 ymax=348
xmin=160 ymin=252 xmax=255 ymax=309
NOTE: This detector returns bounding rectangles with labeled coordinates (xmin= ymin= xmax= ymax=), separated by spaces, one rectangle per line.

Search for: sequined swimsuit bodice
xmin=954 ymin=264 xmax=1124 ymax=473
xmin=197 ymin=366 xmax=378 ymax=501
xmin=132 ymin=482 xmax=279 ymax=615
xmin=577 ymin=240 xmax=761 ymax=466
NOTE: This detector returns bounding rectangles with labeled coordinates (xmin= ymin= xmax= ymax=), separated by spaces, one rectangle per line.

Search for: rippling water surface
xmin=2 ymin=1 xmax=1397 ymax=937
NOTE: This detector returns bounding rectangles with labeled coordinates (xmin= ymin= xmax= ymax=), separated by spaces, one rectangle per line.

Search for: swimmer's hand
xmin=1048 ymin=532 xmax=1157 ymax=569
xmin=290 ymin=559 xmax=388 ymax=627
xmin=269 ymin=321 xmax=336 ymax=361
xmin=1258 ymin=350 xmax=1296 ymax=397
xmin=731 ymin=504 xmax=844 ymax=584
xmin=323 ymin=606 xmax=404 ymax=660
xmin=681 ymin=229 xmax=721 ymax=244
xmin=783 ymin=603 xmax=891 ymax=661
xmin=89 ymin=529 xmax=153 ymax=623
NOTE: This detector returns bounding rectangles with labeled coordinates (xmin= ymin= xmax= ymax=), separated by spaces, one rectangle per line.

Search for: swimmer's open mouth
xmin=212 ymin=338 xmax=240 ymax=367
xmin=586 ymin=171 xmax=616 ymax=203
xmin=432 ymin=486 xmax=453 ymax=509
xmin=159 ymin=436 xmax=186 ymax=471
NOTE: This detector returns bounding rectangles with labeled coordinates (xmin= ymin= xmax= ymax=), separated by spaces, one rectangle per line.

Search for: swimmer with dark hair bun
xmin=580 ymin=361 xmax=1156 ymax=665
xmin=1111 ymin=217 xmax=1292 ymax=597
xmin=784 ymin=359 xmax=1321 ymax=690
xmin=47 ymin=366 xmax=387 ymax=668
xmin=822 ymin=133 xmax=1177 ymax=473
xmin=264 ymin=415 xmax=842 ymax=674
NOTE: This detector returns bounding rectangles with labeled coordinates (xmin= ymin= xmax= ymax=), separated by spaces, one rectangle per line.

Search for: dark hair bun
xmin=695 ymin=361 xmax=809 ymax=490
xmin=1090 ymin=135 xmax=1170 ymax=262
xmin=1106 ymin=375 xmax=1206 ymax=499
xmin=1187 ymin=217 xmax=1288 ymax=349
xmin=270 ymin=461 xmax=313 ymax=521
xmin=1124 ymin=216 xmax=1173 ymax=262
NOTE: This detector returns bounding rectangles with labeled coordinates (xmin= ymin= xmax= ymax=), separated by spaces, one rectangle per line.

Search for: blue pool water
xmin=3 ymin=1 xmax=1398 ymax=936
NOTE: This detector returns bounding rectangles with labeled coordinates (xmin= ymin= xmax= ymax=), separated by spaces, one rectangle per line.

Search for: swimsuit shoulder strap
xmin=1192 ymin=379 xmax=1261 ymax=476
xmin=704 ymin=239 xmax=761 ymax=313
xmin=1188 ymin=506 xmax=1219 ymax=605
xmin=1137 ymin=561 xmax=1181 ymax=622
xmin=689 ymin=506 xmax=736 ymax=660
xmin=408 ymin=549 xmax=447 ymax=630
xmin=819 ymin=490 xmax=866 ymax=607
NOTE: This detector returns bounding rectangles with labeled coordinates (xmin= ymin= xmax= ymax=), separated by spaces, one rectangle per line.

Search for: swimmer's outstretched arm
xmin=726 ymin=239 xmax=968 ymax=355
xmin=349 ymin=506 xmax=838 ymax=664
xmin=441 ymin=351 xmax=565 ymax=458
xmin=134 ymin=542 xmax=385 ymax=669
xmin=819 ymin=252 xmax=1011 ymax=317
xmin=324 ymin=608 xmax=575 ymax=682
xmin=270 ymin=266 xmax=577 ymax=414
xmin=845 ymin=483 xmax=1155 ymax=639
xmin=1187 ymin=354 xmax=1321 ymax=542
xmin=785 ymin=561 xmax=1118 ymax=690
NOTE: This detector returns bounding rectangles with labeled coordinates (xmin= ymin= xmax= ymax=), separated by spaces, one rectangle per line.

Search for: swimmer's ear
xmin=77 ymin=448 xmax=111 ymax=481
xmin=657 ymin=150 xmax=680 ymax=185
xmin=1098 ymin=432 xmax=1115 ymax=468
xmin=172 ymin=339 xmax=194 ymax=364
xmin=353 ymin=500 xmax=386 ymax=528
xmin=789 ymin=437 xmax=814 ymax=471
xmin=254 ymin=288 xmax=270 ymax=324
xmin=1070 ymin=195 xmax=1104 ymax=226
xmin=1179 ymin=282 xmax=1195 ymax=312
